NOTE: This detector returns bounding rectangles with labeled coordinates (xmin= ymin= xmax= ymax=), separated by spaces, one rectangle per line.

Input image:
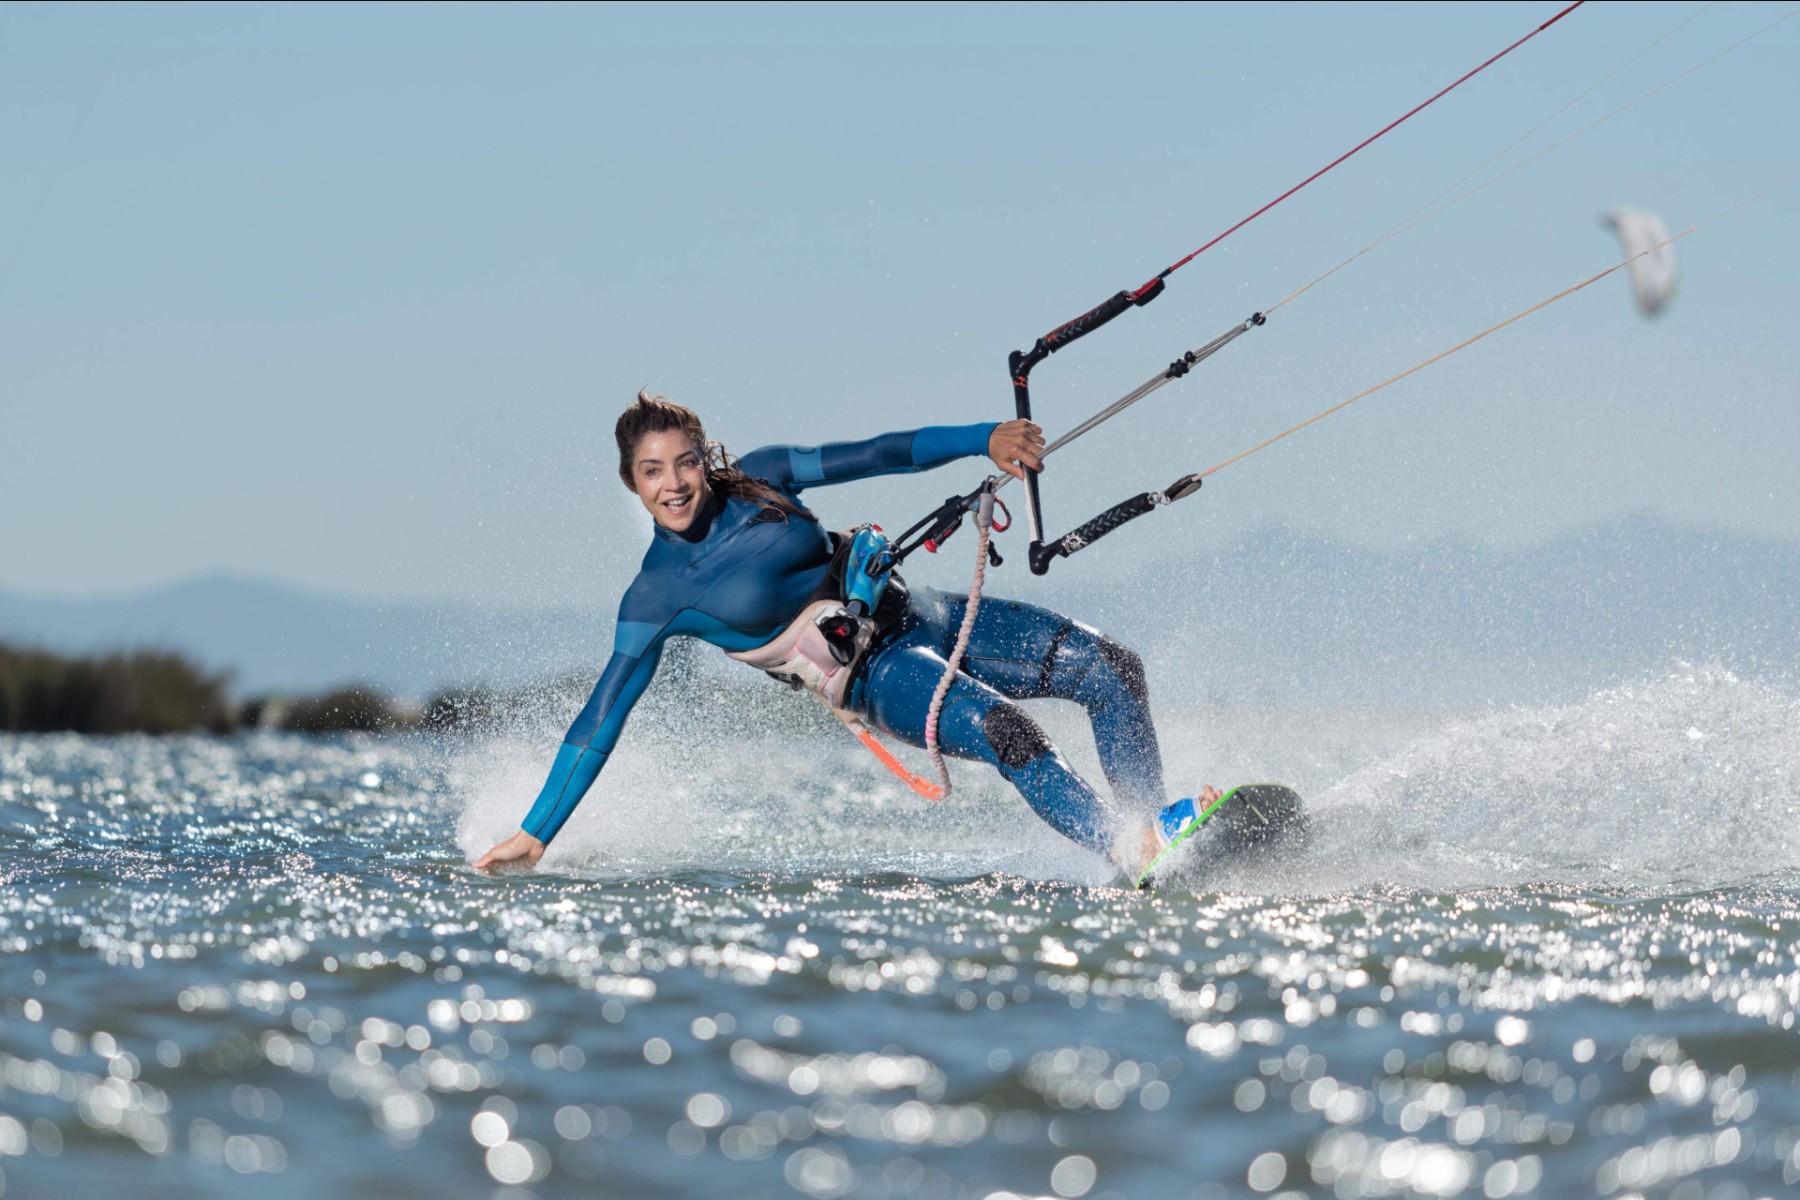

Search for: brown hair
xmin=616 ymin=389 xmax=809 ymax=519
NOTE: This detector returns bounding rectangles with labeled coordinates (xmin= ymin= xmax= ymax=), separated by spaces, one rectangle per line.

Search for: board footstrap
xmin=1134 ymin=785 xmax=1243 ymax=889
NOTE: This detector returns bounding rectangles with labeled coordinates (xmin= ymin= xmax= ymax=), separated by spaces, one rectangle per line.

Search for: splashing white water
xmin=454 ymin=661 xmax=1800 ymax=893
xmin=1289 ymin=663 xmax=1800 ymax=892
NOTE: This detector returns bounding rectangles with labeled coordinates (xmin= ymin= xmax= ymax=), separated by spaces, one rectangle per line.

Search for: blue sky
xmin=2 ymin=1 xmax=1796 ymax=606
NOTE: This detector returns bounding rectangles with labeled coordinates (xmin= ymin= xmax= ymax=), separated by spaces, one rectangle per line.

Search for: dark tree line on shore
xmin=0 ymin=642 xmax=487 ymax=735
xmin=0 ymin=645 xmax=235 ymax=733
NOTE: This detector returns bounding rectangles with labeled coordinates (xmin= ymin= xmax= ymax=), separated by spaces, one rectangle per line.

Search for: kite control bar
xmin=1012 ymin=312 xmax=1263 ymax=573
xmin=890 ymin=313 xmax=1262 ymax=572
xmin=1008 ymin=280 xmax=1166 ymax=556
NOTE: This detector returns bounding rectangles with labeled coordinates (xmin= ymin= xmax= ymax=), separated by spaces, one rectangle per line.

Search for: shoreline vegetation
xmin=0 ymin=642 xmax=484 ymax=735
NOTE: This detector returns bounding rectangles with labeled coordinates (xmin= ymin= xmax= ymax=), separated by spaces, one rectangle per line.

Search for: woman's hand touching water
xmin=473 ymin=830 xmax=545 ymax=871
xmin=987 ymin=419 xmax=1046 ymax=482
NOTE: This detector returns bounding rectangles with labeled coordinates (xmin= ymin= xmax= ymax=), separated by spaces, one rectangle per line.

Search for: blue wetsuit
xmin=520 ymin=423 xmax=1167 ymax=857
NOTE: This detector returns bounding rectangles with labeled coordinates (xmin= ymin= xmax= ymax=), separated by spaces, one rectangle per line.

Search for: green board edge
xmin=1133 ymin=783 xmax=1276 ymax=890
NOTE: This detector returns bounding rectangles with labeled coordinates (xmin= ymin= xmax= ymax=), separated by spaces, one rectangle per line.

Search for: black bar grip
xmin=1029 ymin=490 xmax=1158 ymax=574
xmin=1011 ymin=277 xmax=1166 ymax=385
xmin=1045 ymin=289 xmax=1133 ymax=351
xmin=1059 ymin=490 xmax=1157 ymax=550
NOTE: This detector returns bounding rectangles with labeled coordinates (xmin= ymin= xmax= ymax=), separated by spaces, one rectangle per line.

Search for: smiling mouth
xmin=663 ymin=495 xmax=693 ymax=516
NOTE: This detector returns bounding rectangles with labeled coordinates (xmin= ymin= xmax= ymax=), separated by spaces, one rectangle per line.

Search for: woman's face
xmin=631 ymin=430 xmax=714 ymax=533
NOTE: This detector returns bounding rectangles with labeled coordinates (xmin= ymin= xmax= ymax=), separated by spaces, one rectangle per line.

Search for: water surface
xmin=2 ymin=666 xmax=1798 ymax=1198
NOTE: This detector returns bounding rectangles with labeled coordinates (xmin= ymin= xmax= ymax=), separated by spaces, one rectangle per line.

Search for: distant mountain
xmin=1099 ymin=514 xmax=1800 ymax=708
xmin=2 ymin=516 xmax=1795 ymax=706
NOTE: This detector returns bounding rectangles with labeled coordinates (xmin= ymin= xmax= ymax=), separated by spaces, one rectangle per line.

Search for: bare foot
xmin=1111 ymin=823 xmax=1162 ymax=878
xmin=1134 ymin=824 xmax=1161 ymax=871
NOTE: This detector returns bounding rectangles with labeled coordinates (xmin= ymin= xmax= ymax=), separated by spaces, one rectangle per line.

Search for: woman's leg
xmin=855 ymin=629 xmax=1120 ymax=857
xmin=917 ymin=590 xmax=1168 ymax=820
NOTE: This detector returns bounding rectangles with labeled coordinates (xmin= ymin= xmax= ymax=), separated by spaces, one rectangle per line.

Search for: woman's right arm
xmin=474 ymin=603 xmax=668 ymax=868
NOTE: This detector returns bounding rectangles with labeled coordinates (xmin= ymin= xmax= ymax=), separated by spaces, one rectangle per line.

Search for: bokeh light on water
xmin=3 ymin=666 xmax=1800 ymax=1197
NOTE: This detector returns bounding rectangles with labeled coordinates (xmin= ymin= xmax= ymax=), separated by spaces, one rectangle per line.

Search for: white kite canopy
xmin=1603 ymin=207 xmax=1679 ymax=316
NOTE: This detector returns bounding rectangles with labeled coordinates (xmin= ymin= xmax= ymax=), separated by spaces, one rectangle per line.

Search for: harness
xmin=724 ymin=598 xmax=872 ymax=710
xmin=727 ymin=526 xmax=949 ymax=800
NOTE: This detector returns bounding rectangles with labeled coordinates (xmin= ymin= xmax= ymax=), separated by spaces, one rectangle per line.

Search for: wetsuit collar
xmin=651 ymin=489 xmax=726 ymax=544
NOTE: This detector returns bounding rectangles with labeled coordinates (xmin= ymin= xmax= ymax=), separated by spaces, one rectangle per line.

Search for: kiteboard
xmin=1134 ymin=783 xmax=1307 ymax=890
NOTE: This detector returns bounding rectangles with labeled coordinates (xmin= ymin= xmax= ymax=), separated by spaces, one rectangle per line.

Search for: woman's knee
xmin=981 ymin=701 xmax=1053 ymax=768
xmin=1053 ymin=625 xmax=1150 ymax=707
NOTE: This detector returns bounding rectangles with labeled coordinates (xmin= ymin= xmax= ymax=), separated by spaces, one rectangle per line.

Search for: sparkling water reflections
xmin=3 ymin=672 xmax=1799 ymax=1198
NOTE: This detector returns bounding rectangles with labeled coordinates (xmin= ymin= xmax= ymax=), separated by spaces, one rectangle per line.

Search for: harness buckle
xmin=815 ymin=609 xmax=863 ymax=667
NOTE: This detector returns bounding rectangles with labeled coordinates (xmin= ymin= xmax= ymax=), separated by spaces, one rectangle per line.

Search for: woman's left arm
xmin=737 ymin=420 xmax=1042 ymax=492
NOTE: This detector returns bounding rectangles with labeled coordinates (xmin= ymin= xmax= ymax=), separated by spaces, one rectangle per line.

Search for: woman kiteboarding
xmin=473 ymin=391 xmax=1217 ymax=879
xmin=462 ymin=3 xmax=1642 ymax=884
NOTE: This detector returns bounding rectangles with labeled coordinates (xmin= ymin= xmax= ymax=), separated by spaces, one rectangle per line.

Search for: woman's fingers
xmin=1015 ymin=422 xmax=1045 ymax=468
xmin=990 ymin=419 xmax=1046 ymax=478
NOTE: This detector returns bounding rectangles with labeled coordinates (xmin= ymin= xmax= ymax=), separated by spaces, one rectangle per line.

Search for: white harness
xmin=725 ymin=600 xmax=874 ymax=713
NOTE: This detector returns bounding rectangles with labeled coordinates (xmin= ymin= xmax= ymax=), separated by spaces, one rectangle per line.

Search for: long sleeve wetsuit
xmin=519 ymin=422 xmax=1169 ymax=859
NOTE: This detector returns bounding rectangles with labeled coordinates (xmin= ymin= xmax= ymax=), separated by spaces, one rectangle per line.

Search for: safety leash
xmin=921 ymin=489 xmax=996 ymax=798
